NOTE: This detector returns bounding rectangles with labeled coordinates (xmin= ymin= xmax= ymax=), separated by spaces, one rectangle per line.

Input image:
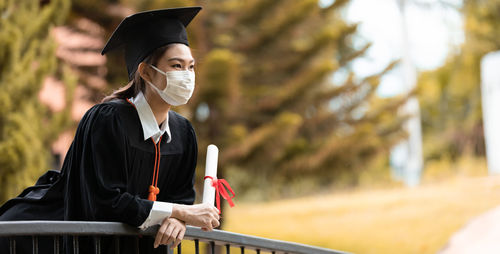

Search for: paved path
xmin=439 ymin=205 xmax=500 ymax=254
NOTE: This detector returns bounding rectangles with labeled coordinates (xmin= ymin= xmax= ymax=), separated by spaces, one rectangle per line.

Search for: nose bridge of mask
xmin=168 ymin=70 xmax=194 ymax=84
xmin=149 ymin=64 xmax=193 ymax=88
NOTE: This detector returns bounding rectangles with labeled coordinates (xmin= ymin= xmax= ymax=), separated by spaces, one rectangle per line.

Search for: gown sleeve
xmin=67 ymin=104 xmax=153 ymax=226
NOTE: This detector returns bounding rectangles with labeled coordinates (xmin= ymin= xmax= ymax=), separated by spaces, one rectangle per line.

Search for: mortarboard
xmin=101 ymin=7 xmax=202 ymax=80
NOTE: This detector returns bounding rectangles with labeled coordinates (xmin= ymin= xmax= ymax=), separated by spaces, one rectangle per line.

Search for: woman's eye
xmin=172 ymin=64 xmax=182 ymax=68
xmin=189 ymin=65 xmax=195 ymax=70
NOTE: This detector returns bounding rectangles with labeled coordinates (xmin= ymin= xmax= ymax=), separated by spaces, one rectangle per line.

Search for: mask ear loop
xmin=146 ymin=64 xmax=169 ymax=94
xmin=149 ymin=64 xmax=167 ymax=76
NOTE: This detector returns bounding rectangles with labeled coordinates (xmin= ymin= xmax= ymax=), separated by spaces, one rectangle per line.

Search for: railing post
xmin=133 ymin=237 xmax=139 ymax=254
xmin=9 ymin=237 xmax=15 ymax=254
xmin=210 ymin=241 xmax=215 ymax=254
xmin=32 ymin=236 xmax=38 ymax=254
xmin=165 ymin=245 xmax=173 ymax=254
xmin=95 ymin=236 xmax=101 ymax=254
xmin=194 ymin=239 xmax=199 ymax=254
xmin=53 ymin=236 xmax=60 ymax=254
xmin=113 ymin=236 xmax=120 ymax=254
xmin=72 ymin=235 xmax=79 ymax=254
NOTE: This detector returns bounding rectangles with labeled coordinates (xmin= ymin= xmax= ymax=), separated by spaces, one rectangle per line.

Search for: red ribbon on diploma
xmin=204 ymin=176 xmax=235 ymax=214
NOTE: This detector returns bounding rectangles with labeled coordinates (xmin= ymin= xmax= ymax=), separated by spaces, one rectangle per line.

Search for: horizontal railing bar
xmin=0 ymin=221 xmax=137 ymax=236
xmin=182 ymin=227 xmax=347 ymax=254
xmin=0 ymin=221 xmax=348 ymax=254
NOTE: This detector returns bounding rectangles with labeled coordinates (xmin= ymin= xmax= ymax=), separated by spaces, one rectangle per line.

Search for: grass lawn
xmin=223 ymin=176 xmax=500 ymax=254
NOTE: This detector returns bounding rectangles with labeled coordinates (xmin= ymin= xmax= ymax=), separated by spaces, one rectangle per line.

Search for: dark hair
xmin=102 ymin=44 xmax=172 ymax=102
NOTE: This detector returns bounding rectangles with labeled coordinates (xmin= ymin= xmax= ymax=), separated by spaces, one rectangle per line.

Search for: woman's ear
xmin=138 ymin=62 xmax=151 ymax=83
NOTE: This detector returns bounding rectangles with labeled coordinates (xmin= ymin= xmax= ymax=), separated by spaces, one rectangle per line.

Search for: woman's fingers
xmin=155 ymin=218 xmax=187 ymax=249
xmin=171 ymin=226 xmax=185 ymax=249
xmin=163 ymin=224 xmax=179 ymax=246
xmin=212 ymin=218 xmax=220 ymax=228
xmin=155 ymin=219 xmax=175 ymax=248
xmin=210 ymin=206 xmax=220 ymax=220
xmin=210 ymin=212 xmax=220 ymax=228
xmin=204 ymin=218 xmax=214 ymax=231
xmin=154 ymin=219 xmax=170 ymax=248
xmin=171 ymin=203 xmax=221 ymax=229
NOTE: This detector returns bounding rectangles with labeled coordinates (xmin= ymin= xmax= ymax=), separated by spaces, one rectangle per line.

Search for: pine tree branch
xmin=235 ymin=0 xmax=317 ymax=52
xmin=221 ymin=112 xmax=302 ymax=165
xmin=320 ymin=0 xmax=351 ymax=14
xmin=339 ymin=42 xmax=371 ymax=66
xmin=255 ymin=59 xmax=336 ymax=113
xmin=271 ymin=22 xmax=355 ymax=77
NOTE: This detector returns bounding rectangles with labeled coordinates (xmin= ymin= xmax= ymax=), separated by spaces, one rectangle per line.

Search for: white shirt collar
xmin=130 ymin=91 xmax=171 ymax=143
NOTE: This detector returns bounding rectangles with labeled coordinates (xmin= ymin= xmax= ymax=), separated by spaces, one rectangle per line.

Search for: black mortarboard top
xmin=101 ymin=7 xmax=202 ymax=80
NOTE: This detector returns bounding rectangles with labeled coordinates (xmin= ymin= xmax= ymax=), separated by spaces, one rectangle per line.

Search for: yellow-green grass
xmin=223 ymin=176 xmax=500 ymax=254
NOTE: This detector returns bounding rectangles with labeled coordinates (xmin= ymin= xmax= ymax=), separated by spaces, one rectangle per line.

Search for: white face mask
xmin=146 ymin=65 xmax=195 ymax=106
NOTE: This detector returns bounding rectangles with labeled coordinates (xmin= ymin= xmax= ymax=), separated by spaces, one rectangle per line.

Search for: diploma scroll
xmin=202 ymin=144 xmax=218 ymax=205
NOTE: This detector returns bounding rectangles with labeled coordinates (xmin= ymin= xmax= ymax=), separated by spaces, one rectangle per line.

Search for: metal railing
xmin=0 ymin=221 xmax=348 ymax=254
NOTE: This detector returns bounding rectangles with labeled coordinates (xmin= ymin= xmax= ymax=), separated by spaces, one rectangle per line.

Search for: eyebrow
xmin=167 ymin=57 xmax=195 ymax=64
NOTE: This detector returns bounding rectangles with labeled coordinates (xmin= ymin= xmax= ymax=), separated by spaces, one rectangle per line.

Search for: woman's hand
xmin=171 ymin=203 xmax=220 ymax=231
xmin=154 ymin=217 xmax=186 ymax=249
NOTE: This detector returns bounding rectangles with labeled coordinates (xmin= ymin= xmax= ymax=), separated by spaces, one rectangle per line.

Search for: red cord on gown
xmin=126 ymin=98 xmax=162 ymax=202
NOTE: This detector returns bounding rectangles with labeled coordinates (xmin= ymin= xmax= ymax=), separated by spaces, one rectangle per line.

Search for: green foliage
xmin=0 ymin=0 xmax=71 ymax=202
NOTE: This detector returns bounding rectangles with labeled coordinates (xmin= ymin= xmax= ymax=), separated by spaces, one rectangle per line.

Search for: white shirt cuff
xmin=138 ymin=201 xmax=173 ymax=230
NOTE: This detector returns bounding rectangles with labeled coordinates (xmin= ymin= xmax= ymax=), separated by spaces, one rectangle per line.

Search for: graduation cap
xmin=101 ymin=7 xmax=202 ymax=80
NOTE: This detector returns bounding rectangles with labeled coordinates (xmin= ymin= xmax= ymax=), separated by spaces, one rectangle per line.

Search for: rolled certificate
xmin=202 ymin=144 xmax=218 ymax=205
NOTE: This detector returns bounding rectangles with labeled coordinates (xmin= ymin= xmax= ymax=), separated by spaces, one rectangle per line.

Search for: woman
xmin=0 ymin=6 xmax=219 ymax=253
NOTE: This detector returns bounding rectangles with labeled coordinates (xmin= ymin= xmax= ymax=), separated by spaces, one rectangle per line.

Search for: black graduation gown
xmin=0 ymin=99 xmax=198 ymax=253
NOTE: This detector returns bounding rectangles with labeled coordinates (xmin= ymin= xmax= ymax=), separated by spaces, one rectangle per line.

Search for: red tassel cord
xmin=126 ymin=98 xmax=163 ymax=202
xmin=148 ymin=136 xmax=163 ymax=201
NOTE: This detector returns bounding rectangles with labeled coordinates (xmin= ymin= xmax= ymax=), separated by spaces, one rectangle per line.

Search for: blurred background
xmin=1 ymin=0 xmax=499 ymax=253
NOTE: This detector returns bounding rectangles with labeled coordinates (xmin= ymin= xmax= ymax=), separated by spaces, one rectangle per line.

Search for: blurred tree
xmin=184 ymin=0 xmax=407 ymax=198
xmin=0 ymin=0 xmax=71 ymax=202
xmin=67 ymin=0 xmax=133 ymax=97
xmin=417 ymin=0 xmax=500 ymax=163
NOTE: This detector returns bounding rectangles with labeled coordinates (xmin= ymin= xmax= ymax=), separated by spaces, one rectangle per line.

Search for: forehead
xmin=160 ymin=43 xmax=193 ymax=61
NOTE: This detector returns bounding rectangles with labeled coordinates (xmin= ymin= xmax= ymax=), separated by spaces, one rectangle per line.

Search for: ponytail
xmin=101 ymin=72 xmax=143 ymax=102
